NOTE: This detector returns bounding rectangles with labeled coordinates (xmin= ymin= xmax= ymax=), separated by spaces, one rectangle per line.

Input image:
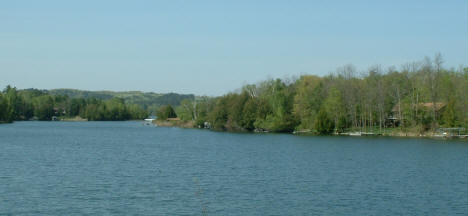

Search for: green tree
xmin=156 ymin=105 xmax=177 ymax=120
xmin=33 ymin=95 xmax=54 ymax=120
xmin=241 ymin=98 xmax=257 ymax=131
xmin=68 ymin=98 xmax=86 ymax=116
xmin=443 ymin=99 xmax=457 ymax=127
xmin=293 ymin=75 xmax=324 ymax=130
xmin=179 ymin=99 xmax=195 ymax=120
xmin=208 ymin=97 xmax=229 ymax=130
xmin=315 ymin=109 xmax=334 ymax=134
xmin=3 ymin=85 xmax=24 ymax=120
xmin=255 ymin=79 xmax=297 ymax=132
xmin=323 ymin=87 xmax=345 ymax=132
xmin=0 ymin=93 xmax=14 ymax=123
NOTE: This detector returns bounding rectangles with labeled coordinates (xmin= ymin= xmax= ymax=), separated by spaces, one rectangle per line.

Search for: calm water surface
xmin=1 ymin=121 xmax=467 ymax=215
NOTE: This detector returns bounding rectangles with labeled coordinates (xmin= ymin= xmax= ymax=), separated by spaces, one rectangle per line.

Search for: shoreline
xmin=152 ymin=120 xmax=468 ymax=140
xmin=5 ymin=119 xmax=467 ymax=140
xmin=153 ymin=120 xmax=195 ymax=128
xmin=60 ymin=116 xmax=88 ymax=122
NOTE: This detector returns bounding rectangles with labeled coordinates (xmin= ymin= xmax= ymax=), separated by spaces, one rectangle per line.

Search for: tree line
xmin=47 ymin=89 xmax=195 ymax=110
xmin=0 ymin=87 xmax=148 ymax=122
xmin=173 ymin=54 xmax=468 ymax=134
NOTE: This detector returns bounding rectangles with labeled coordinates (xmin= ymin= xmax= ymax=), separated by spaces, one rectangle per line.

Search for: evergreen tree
xmin=315 ymin=109 xmax=335 ymax=134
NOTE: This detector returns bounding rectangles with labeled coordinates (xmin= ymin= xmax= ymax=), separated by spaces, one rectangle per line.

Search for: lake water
xmin=1 ymin=121 xmax=467 ymax=215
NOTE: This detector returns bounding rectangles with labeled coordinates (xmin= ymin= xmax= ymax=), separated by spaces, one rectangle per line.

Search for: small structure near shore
xmin=436 ymin=128 xmax=466 ymax=138
xmin=347 ymin=132 xmax=376 ymax=136
xmin=203 ymin=122 xmax=211 ymax=129
xmin=388 ymin=102 xmax=446 ymax=127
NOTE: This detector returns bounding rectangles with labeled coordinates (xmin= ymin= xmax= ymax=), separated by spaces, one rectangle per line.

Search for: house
xmin=53 ymin=107 xmax=66 ymax=116
xmin=387 ymin=102 xmax=446 ymax=126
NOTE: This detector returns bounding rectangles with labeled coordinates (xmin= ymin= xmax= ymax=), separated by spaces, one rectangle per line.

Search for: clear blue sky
xmin=1 ymin=0 xmax=467 ymax=95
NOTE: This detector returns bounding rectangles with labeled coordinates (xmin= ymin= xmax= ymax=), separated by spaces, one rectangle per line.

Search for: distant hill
xmin=47 ymin=89 xmax=195 ymax=108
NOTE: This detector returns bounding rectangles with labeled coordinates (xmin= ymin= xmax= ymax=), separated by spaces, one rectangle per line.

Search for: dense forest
xmin=0 ymin=87 xmax=197 ymax=123
xmin=0 ymin=87 xmax=148 ymax=122
xmin=172 ymin=54 xmax=468 ymax=135
xmin=47 ymin=89 xmax=194 ymax=109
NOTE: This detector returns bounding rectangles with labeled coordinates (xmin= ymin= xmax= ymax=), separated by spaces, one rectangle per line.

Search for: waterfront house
xmin=387 ymin=102 xmax=446 ymax=126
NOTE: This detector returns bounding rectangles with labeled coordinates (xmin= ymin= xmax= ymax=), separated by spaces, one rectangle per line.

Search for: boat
xmin=144 ymin=116 xmax=156 ymax=126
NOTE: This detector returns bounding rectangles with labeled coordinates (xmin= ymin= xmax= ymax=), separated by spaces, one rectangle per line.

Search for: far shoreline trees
xmin=0 ymin=86 xmax=149 ymax=122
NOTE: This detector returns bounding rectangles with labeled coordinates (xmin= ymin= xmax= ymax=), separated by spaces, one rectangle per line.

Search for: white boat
xmin=144 ymin=117 xmax=156 ymax=126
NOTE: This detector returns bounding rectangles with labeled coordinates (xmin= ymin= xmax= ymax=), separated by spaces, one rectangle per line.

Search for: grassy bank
xmin=153 ymin=120 xmax=195 ymax=128
xmin=60 ymin=116 xmax=88 ymax=122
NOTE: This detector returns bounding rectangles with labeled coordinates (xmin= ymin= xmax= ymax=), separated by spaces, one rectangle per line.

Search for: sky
xmin=1 ymin=0 xmax=468 ymax=96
